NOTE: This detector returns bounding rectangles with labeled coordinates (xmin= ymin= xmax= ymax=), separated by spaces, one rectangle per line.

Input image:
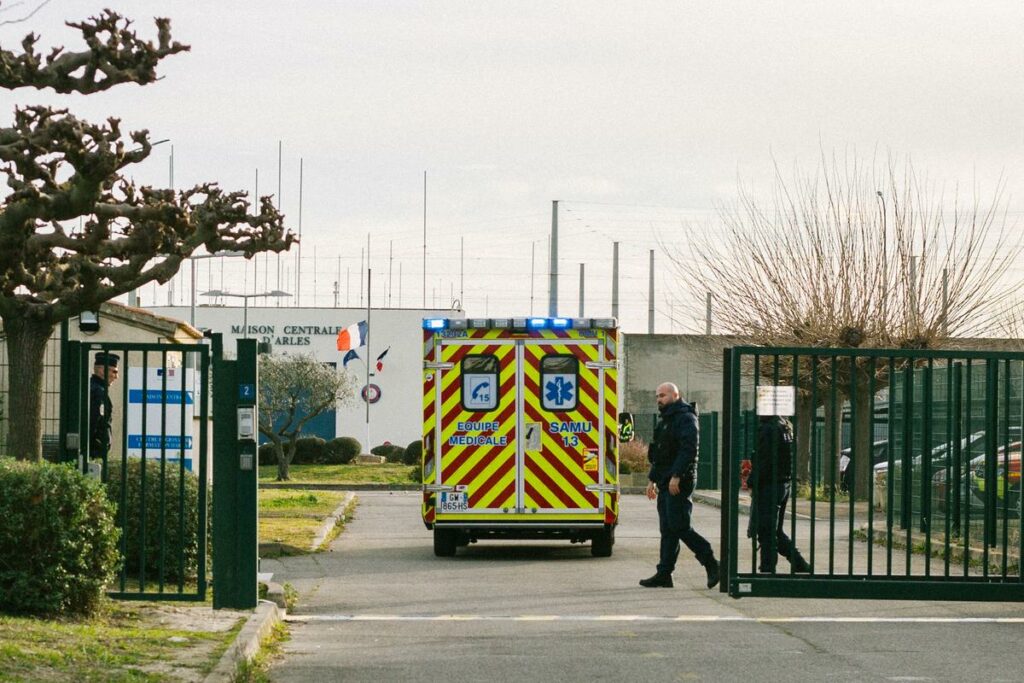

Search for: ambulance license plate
xmin=439 ymin=491 xmax=468 ymax=513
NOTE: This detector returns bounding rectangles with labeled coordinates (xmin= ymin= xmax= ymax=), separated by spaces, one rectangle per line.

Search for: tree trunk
xmin=274 ymin=440 xmax=289 ymax=481
xmin=852 ymin=382 xmax=875 ymax=499
xmin=3 ymin=314 xmax=55 ymax=461
xmin=822 ymin=397 xmax=842 ymax=490
xmin=796 ymin=393 xmax=813 ymax=484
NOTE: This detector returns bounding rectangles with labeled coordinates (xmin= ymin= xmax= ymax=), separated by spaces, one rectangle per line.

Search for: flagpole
xmin=365 ymin=267 xmax=371 ymax=455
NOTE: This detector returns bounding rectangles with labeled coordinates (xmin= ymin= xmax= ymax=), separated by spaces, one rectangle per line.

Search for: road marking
xmin=286 ymin=614 xmax=1024 ymax=624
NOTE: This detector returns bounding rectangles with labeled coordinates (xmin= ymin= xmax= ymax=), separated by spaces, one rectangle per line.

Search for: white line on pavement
xmin=285 ymin=614 xmax=1024 ymax=624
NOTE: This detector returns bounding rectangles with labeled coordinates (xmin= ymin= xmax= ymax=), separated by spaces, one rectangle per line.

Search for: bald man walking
xmin=639 ymin=382 xmax=719 ymax=589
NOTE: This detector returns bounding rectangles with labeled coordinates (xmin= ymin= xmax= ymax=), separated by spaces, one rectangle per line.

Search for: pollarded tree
xmin=257 ymin=353 xmax=357 ymax=481
xmin=0 ymin=9 xmax=295 ymax=460
xmin=664 ymin=152 xmax=1020 ymax=497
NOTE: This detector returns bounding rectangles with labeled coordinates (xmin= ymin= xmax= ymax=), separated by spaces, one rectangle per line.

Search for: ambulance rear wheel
xmin=591 ymin=527 xmax=614 ymax=557
xmin=433 ymin=528 xmax=458 ymax=557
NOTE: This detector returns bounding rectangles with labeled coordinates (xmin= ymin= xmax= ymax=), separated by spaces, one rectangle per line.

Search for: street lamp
xmin=200 ymin=289 xmax=291 ymax=339
xmin=188 ymin=251 xmax=245 ymax=327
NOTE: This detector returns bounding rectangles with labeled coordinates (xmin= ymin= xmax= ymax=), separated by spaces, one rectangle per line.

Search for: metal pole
xmin=549 ymin=200 xmax=559 ymax=316
xmin=612 ymin=242 xmax=619 ymax=320
xmin=578 ymin=263 xmax=585 ymax=317
xmin=648 ymin=249 xmax=655 ymax=334
xmin=942 ymin=267 xmax=949 ymax=336
xmin=242 ymin=297 xmax=249 ymax=340
xmin=388 ymin=240 xmax=393 ymax=307
xmin=276 ymin=140 xmax=282 ymax=294
xmin=366 ymin=268 xmax=372 ymax=452
xmin=423 ymin=171 xmax=427 ymax=309
xmin=705 ymin=291 xmax=713 ymax=335
xmin=297 ymin=157 xmax=303 ymax=306
xmin=190 ymin=259 xmax=196 ymax=327
xmin=460 ymin=236 xmax=464 ymax=305
xmin=530 ymin=241 xmax=535 ymax=316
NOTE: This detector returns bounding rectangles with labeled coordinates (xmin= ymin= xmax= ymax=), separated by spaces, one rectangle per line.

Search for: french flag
xmin=336 ymin=320 xmax=367 ymax=351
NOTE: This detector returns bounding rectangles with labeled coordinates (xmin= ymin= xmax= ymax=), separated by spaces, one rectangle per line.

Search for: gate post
xmin=720 ymin=347 xmax=733 ymax=594
xmin=60 ymin=340 xmax=83 ymax=465
xmin=213 ymin=337 xmax=259 ymax=609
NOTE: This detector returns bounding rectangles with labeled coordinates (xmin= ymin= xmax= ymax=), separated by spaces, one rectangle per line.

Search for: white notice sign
xmin=756 ymin=385 xmax=796 ymax=416
xmin=126 ymin=367 xmax=197 ymax=471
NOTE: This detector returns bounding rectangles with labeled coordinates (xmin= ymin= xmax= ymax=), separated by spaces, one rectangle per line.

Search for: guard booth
xmin=721 ymin=346 xmax=1024 ymax=601
xmin=61 ymin=336 xmax=259 ymax=607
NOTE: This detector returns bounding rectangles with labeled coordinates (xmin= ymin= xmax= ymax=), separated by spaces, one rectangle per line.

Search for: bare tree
xmin=257 ymin=353 xmax=357 ymax=481
xmin=663 ymin=152 xmax=1020 ymax=497
xmin=0 ymin=10 xmax=295 ymax=460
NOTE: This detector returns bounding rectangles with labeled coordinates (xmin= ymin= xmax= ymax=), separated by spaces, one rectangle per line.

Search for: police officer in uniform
xmin=89 ymin=352 xmax=119 ymax=463
xmin=750 ymin=414 xmax=810 ymax=573
xmin=639 ymin=382 xmax=720 ymax=589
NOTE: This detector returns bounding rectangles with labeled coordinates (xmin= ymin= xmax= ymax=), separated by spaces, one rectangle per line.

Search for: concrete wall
xmin=148 ymin=305 xmax=463 ymax=450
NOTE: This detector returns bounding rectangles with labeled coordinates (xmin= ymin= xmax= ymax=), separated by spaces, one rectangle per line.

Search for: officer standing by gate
xmin=89 ymin=352 xmax=119 ymax=463
xmin=750 ymin=414 xmax=810 ymax=573
xmin=639 ymin=382 xmax=720 ymax=589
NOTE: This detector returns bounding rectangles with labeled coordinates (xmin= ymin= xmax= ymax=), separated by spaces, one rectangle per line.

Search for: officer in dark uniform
xmin=89 ymin=352 xmax=119 ymax=463
xmin=750 ymin=414 xmax=810 ymax=573
xmin=639 ymin=382 xmax=720 ymax=589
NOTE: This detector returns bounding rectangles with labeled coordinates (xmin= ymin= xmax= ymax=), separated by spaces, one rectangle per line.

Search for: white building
xmin=147 ymin=305 xmax=462 ymax=450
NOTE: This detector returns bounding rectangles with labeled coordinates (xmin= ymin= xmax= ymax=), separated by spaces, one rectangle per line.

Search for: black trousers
xmin=656 ymin=486 xmax=714 ymax=574
xmin=754 ymin=480 xmax=799 ymax=572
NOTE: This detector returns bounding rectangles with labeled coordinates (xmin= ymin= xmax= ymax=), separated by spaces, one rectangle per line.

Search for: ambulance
xmin=420 ymin=316 xmax=620 ymax=557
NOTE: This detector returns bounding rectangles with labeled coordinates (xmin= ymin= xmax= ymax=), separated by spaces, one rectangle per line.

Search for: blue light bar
xmin=551 ymin=318 xmax=570 ymax=329
xmin=526 ymin=317 xmax=548 ymax=330
xmin=423 ymin=318 xmax=447 ymax=330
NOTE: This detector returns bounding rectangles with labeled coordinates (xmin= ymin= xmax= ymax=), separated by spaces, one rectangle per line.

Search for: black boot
xmin=704 ymin=557 xmax=720 ymax=589
xmin=790 ymin=552 xmax=811 ymax=574
xmin=639 ymin=572 xmax=673 ymax=588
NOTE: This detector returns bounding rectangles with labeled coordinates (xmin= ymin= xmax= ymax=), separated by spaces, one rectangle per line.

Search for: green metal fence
xmin=64 ymin=340 xmax=210 ymax=601
xmin=722 ymin=346 xmax=1024 ymax=601
xmin=633 ymin=410 xmax=719 ymax=489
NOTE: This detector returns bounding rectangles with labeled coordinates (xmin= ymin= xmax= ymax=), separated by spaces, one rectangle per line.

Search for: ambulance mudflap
xmin=421 ymin=317 xmax=620 ymax=557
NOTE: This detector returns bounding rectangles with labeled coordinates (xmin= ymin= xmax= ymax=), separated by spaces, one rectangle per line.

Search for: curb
xmin=204 ymin=600 xmax=283 ymax=683
xmin=310 ymin=492 xmax=357 ymax=550
xmin=259 ymin=482 xmax=421 ymax=491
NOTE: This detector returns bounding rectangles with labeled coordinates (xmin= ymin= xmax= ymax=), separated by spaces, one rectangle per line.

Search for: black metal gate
xmin=722 ymin=346 xmax=1024 ymax=601
xmin=63 ymin=340 xmax=209 ymax=601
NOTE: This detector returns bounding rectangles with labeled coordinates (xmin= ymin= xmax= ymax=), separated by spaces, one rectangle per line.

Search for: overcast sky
xmin=5 ymin=1 xmax=1024 ymax=332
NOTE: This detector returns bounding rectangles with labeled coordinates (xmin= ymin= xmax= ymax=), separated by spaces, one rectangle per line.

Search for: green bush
xmin=105 ymin=458 xmax=206 ymax=583
xmin=371 ymin=443 xmax=406 ymax=463
xmin=258 ymin=442 xmax=279 ymax=467
xmin=327 ymin=437 xmax=360 ymax=465
xmin=403 ymin=440 xmax=422 ymax=466
xmin=0 ymin=458 xmax=120 ymax=615
xmin=293 ymin=436 xmax=328 ymax=464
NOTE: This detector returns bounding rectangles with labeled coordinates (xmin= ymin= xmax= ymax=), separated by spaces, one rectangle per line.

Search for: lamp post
xmin=189 ymin=251 xmax=245 ymax=327
xmin=200 ymin=289 xmax=291 ymax=338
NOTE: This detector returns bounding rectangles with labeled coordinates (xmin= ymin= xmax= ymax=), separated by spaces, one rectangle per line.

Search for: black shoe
xmin=704 ymin=558 xmax=720 ymax=589
xmin=639 ymin=572 xmax=673 ymax=588
xmin=791 ymin=554 xmax=811 ymax=574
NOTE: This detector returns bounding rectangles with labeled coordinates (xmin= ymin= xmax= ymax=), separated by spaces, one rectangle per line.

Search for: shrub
xmin=258 ymin=442 xmax=279 ymax=467
xmin=372 ymin=443 xmax=405 ymax=463
xmin=403 ymin=440 xmax=422 ymax=466
xmin=0 ymin=458 xmax=120 ymax=615
xmin=293 ymin=436 xmax=328 ymax=464
xmin=619 ymin=438 xmax=649 ymax=476
xmin=327 ymin=437 xmax=360 ymax=465
xmin=105 ymin=458 xmax=206 ymax=583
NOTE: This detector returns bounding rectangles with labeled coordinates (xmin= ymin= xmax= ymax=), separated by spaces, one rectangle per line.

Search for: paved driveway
xmin=264 ymin=491 xmax=1024 ymax=682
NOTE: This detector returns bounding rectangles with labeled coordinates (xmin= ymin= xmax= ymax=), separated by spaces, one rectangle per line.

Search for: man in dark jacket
xmin=750 ymin=414 xmax=810 ymax=573
xmin=639 ymin=382 xmax=719 ymax=589
xmin=89 ymin=352 xmax=119 ymax=462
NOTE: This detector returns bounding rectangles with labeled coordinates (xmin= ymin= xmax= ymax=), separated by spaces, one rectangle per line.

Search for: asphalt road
xmin=264 ymin=492 xmax=1024 ymax=682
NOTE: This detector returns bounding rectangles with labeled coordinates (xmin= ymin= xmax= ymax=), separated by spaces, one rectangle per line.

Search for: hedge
xmin=0 ymin=458 xmax=120 ymax=615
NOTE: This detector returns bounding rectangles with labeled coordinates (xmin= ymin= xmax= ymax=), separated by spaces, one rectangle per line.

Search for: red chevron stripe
xmin=524 ymin=459 xmax=584 ymax=508
xmin=468 ymin=457 xmax=515 ymax=507
xmin=489 ymin=479 xmax=516 ymax=509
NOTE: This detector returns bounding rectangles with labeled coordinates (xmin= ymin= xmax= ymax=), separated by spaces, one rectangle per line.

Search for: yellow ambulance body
xmin=421 ymin=316 xmax=620 ymax=557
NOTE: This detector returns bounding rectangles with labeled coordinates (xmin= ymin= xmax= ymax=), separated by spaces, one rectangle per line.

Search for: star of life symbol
xmin=545 ymin=375 xmax=575 ymax=407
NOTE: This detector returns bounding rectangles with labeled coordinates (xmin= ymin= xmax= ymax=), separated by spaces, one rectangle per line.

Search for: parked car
xmin=967 ymin=442 xmax=1021 ymax=515
xmin=873 ymin=431 xmax=986 ymax=508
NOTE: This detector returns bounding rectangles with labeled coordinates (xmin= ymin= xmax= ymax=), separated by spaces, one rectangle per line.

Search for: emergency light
xmin=424 ymin=317 xmax=617 ymax=330
xmin=422 ymin=318 xmax=447 ymax=330
xmin=526 ymin=318 xmax=548 ymax=330
xmin=551 ymin=318 xmax=570 ymax=329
